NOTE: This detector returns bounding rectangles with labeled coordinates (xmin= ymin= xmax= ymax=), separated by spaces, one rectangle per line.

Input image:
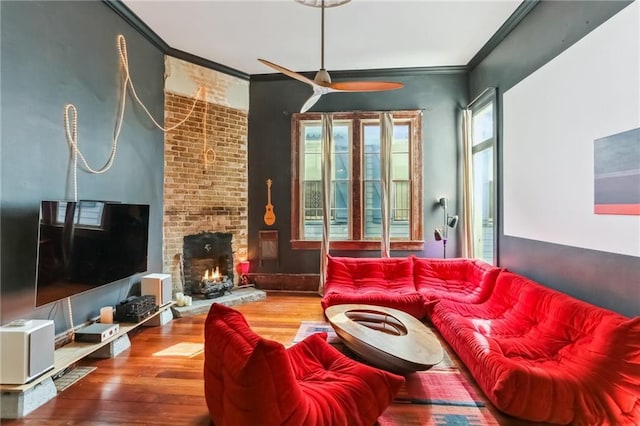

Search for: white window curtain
xmin=318 ymin=113 xmax=333 ymax=295
xmin=461 ymin=109 xmax=474 ymax=258
xmin=380 ymin=112 xmax=393 ymax=258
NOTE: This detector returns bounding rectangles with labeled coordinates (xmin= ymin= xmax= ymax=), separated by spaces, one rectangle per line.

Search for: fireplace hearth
xmin=183 ymin=232 xmax=234 ymax=297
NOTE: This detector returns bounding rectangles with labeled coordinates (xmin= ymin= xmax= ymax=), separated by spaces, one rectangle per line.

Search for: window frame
xmin=470 ymin=92 xmax=498 ymax=264
xmin=291 ymin=110 xmax=423 ymax=251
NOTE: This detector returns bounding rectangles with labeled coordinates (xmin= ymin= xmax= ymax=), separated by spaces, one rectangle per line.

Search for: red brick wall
xmin=163 ymin=92 xmax=248 ymax=293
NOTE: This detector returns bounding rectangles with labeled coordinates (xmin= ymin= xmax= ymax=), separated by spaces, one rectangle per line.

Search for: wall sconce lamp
xmin=433 ymin=197 xmax=459 ymax=258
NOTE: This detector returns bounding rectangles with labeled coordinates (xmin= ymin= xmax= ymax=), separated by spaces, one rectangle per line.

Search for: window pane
xmin=363 ymin=181 xmax=381 ymax=239
xmin=393 ymin=181 xmax=409 ymax=221
xmin=303 ymin=125 xmax=322 ymax=152
xmin=363 ymin=125 xmax=380 ymax=152
xmin=363 ymin=153 xmax=380 ymax=180
xmin=332 ymin=124 xmax=350 ymax=239
xmin=302 ymin=178 xmax=322 ymax=239
xmin=304 ymin=153 xmax=321 ymax=180
xmin=472 ymin=103 xmax=493 ymax=146
xmin=331 ymin=181 xmax=349 ymax=239
xmin=334 ymin=152 xmax=349 ymax=180
xmin=472 ymin=146 xmax=494 ymax=262
xmin=392 ymin=153 xmax=409 ymax=180
xmin=391 ymin=180 xmax=410 ymax=238
xmin=303 ymin=180 xmax=322 ymax=219
xmin=301 ymin=122 xmax=351 ymax=240
xmin=363 ymin=124 xmax=380 ymax=180
xmin=364 ymin=122 xmax=412 ymax=239
xmin=334 ymin=125 xmax=350 ymax=151
xmin=394 ymin=124 xmax=409 ymax=144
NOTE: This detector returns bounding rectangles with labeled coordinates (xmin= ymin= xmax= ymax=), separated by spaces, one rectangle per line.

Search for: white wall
xmin=503 ymin=1 xmax=639 ymax=257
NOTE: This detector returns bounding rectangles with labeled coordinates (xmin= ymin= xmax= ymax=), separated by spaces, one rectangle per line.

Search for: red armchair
xmin=204 ymin=303 xmax=404 ymax=426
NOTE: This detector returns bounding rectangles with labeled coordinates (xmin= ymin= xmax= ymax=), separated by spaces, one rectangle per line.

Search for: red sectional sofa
xmin=321 ymin=255 xmax=640 ymax=425
xmin=321 ymin=256 xmax=425 ymax=318
xmin=413 ymin=256 xmax=502 ymax=304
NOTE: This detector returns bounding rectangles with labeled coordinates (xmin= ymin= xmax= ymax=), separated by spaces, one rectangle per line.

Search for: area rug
xmin=378 ymin=403 xmax=498 ymax=426
xmin=379 ymin=367 xmax=498 ymax=425
xmin=54 ymin=366 xmax=97 ymax=392
xmin=291 ymin=321 xmax=455 ymax=369
xmin=395 ymin=369 xmax=484 ymax=406
xmin=292 ymin=321 xmax=498 ymax=425
xmin=291 ymin=321 xmax=341 ymax=345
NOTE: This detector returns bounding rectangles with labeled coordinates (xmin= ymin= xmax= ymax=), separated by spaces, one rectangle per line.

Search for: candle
xmin=176 ymin=292 xmax=185 ymax=307
xmin=100 ymin=306 xmax=114 ymax=324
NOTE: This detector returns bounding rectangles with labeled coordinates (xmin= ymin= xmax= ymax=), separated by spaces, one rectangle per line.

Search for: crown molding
xmin=164 ymin=48 xmax=250 ymax=81
xmin=103 ymin=1 xmax=249 ymax=81
xmin=251 ymin=65 xmax=467 ymax=82
xmin=467 ymin=0 xmax=541 ymax=70
xmin=105 ymin=0 xmax=537 ymax=83
xmin=103 ymin=1 xmax=168 ymax=52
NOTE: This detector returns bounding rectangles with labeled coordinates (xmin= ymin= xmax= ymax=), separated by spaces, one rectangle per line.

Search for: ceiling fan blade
xmin=328 ymin=81 xmax=404 ymax=92
xmin=300 ymin=91 xmax=324 ymax=113
xmin=258 ymin=58 xmax=317 ymax=86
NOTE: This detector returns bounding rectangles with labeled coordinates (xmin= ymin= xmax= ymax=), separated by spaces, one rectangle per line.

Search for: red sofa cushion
xmin=321 ymin=255 xmax=425 ymax=318
xmin=430 ymin=271 xmax=640 ymax=425
xmin=413 ymin=257 xmax=501 ymax=304
xmin=204 ymin=303 xmax=404 ymax=426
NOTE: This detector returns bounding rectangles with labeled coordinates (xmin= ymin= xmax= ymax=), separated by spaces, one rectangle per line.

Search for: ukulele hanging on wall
xmin=264 ymin=178 xmax=276 ymax=226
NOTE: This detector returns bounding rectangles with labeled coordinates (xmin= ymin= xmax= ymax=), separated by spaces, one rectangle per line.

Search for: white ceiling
xmin=122 ymin=0 xmax=523 ymax=76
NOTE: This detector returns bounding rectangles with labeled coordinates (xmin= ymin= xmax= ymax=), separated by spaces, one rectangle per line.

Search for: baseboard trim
xmin=249 ymin=273 xmax=320 ymax=292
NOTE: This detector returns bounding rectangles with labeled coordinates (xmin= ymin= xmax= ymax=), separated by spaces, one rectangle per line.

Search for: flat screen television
xmin=35 ymin=200 xmax=150 ymax=307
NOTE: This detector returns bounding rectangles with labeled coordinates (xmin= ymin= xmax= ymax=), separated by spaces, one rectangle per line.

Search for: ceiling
xmin=121 ymin=0 xmax=523 ymax=76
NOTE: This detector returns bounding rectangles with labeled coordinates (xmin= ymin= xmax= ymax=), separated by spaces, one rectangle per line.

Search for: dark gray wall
xmin=470 ymin=0 xmax=639 ymax=317
xmin=0 ymin=1 xmax=165 ymax=334
xmin=248 ymin=70 xmax=468 ymax=274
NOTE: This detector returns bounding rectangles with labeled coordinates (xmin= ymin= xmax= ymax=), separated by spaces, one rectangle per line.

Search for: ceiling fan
xmin=258 ymin=0 xmax=404 ymax=113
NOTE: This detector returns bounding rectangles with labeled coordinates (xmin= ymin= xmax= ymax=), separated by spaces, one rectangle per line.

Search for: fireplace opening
xmin=182 ymin=232 xmax=234 ymax=298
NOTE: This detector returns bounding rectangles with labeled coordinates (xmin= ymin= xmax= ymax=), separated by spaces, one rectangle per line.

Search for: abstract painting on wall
xmin=594 ymin=127 xmax=640 ymax=215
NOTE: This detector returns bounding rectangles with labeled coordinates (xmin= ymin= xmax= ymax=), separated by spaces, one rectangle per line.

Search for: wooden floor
xmin=4 ymin=293 xmax=544 ymax=426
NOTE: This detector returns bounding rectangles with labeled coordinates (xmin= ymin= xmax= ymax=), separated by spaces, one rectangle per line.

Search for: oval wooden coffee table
xmin=325 ymin=304 xmax=443 ymax=373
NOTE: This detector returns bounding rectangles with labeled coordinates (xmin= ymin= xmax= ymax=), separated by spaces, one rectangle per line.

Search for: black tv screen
xmin=35 ymin=201 xmax=150 ymax=307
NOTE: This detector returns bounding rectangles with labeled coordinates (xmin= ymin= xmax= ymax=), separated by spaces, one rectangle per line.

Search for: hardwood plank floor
xmin=3 ymin=293 xmax=544 ymax=425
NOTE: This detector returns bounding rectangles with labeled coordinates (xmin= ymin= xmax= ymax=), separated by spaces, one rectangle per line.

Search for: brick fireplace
xmin=162 ymin=57 xmax=249 ymax=295
xmin=182 ymin=232 xmax=234 ymax=296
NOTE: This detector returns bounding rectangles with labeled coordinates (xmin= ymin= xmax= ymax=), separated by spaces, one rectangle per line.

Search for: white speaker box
xmin=0 ymin=319 xmax=54 ymax=384
xmin=141 ymin=273 xmax=172 ymax=306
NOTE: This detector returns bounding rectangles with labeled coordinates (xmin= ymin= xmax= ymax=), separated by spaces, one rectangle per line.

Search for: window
xmin=470 ymin=98 xmax=496 ymax=263
xmin=291 ymin=111 xmax=423 ymax=250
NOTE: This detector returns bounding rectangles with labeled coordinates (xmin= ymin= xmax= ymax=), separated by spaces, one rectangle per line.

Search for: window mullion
xmin=352 ymin=118 xmax=362 ymax=241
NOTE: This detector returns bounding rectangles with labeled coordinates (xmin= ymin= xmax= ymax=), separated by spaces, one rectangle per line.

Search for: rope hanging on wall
xmin=202 ymin=88 xmax=215 ymax=168
xmin=63 ymin=34 xmax=211 ymax=201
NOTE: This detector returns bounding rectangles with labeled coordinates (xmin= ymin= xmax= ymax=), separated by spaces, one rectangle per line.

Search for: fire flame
xmin=204 ymin=267 xmax=221 ymax=282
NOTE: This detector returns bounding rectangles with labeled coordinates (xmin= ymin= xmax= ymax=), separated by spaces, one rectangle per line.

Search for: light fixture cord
xmin=202 ymin=88 xmax=215 ymax=168
xmin=320 ymin=0 xmax=325 ymax=69
xmin=116 ymin=35 xmax=204 ymax=132
xmin=63 ymin=34 xmax=207 ymax=201
xmin=67 ymin=296 xmax=75 ymax=342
